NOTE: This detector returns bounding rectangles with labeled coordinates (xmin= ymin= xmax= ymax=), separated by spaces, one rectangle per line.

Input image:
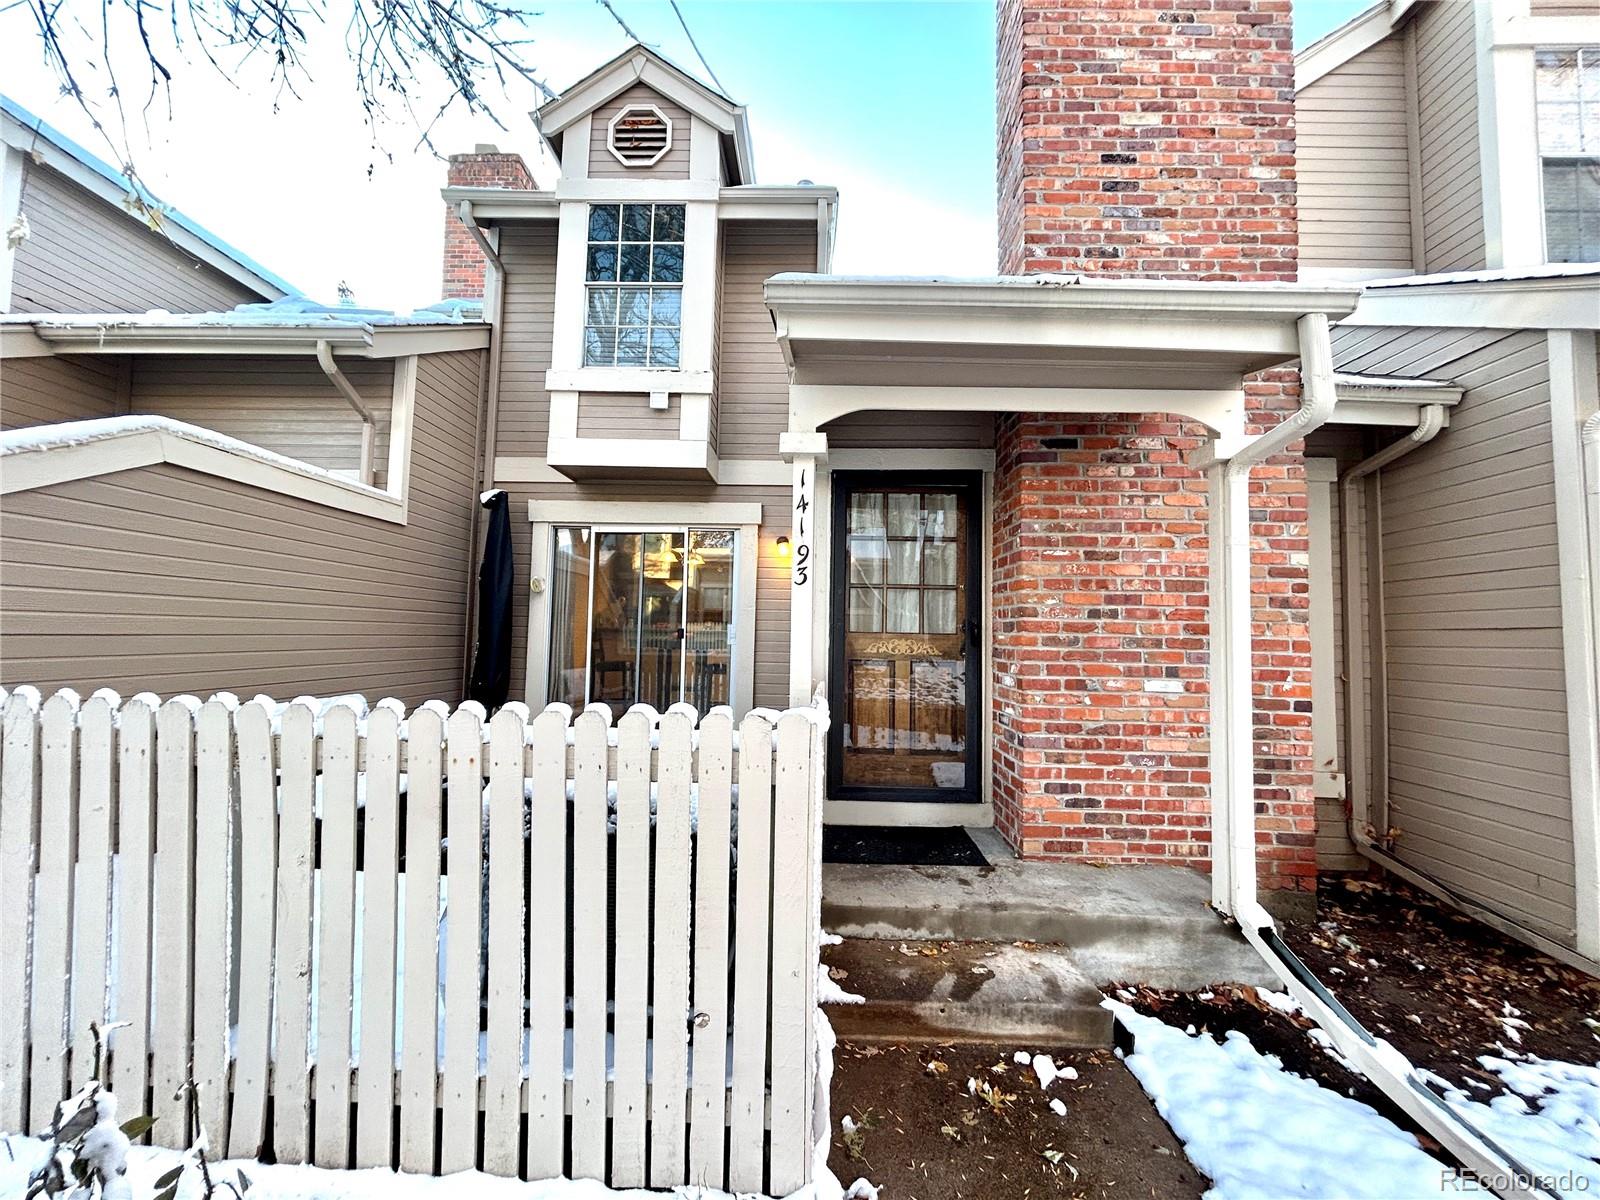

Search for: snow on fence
xmin=0 ymin=688 xmax=828 ymax=1195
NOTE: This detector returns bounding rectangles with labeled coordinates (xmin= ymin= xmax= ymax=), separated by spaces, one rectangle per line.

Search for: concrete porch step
xmin=821 ymin=828 xmax=1279 ymax=992
xmin=822 ymin=938 xmax=1114 ymax=1047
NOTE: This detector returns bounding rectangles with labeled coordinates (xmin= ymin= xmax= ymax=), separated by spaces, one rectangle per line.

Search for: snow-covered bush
xmin=23 ymin=1023 xmax=253 ymax=1200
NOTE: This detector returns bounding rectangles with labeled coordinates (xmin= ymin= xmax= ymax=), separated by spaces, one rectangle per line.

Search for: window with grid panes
xmin=1537 ymin=48 xmax=1600 ymax=263
xmin=583 ymin=203 xmax=685 ymax=367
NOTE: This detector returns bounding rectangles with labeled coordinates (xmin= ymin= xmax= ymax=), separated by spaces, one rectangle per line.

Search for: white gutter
xmin=315 ymin=340 xmax=376 ymax=486
xmin=1340 ymin=403 xmax=1446 ymax=844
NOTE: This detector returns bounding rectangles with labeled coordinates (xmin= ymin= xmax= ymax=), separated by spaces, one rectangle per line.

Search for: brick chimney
xmin=987 ymin=0 xmax=1316 ymax=902
xmin=442 ymin=145 xmax=536 ymax=300
xmin=996 ymin=0 xmax=1297 ymax=280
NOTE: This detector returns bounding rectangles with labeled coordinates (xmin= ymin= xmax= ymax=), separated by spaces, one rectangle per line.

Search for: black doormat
xmin=823 ymin=824 xmax=987 ymax=866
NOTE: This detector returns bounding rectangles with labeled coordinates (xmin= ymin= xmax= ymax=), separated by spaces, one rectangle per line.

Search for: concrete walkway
xmin=822 ymin=830 xmax=1278 ymax=994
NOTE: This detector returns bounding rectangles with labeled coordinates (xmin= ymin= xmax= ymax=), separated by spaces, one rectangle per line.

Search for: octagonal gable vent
xmin=607 ymin=105 xmax=672 ymax=168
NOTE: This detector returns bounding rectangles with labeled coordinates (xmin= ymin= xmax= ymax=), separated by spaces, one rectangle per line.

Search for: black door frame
xmin=826 ymin=470 xmax=984 ymax=805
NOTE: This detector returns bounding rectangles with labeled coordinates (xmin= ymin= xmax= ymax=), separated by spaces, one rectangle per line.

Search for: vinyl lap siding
xmin=1414 ymin=1 xmax=1486 ymax=273
xmin=588 ymin=85 xmax=691 ymax=180
xmin=576 ymin=392 xmax=679 ymax=439
xmin=1334 ymin=324 xmax=1574 ymax=943
xmin=0 ymin=349 xmax=483 ymax=706
xmin=0 ymin=354 xmax=125 ymax=429
xmin=9 ymin=163 xmax=262 ymax=314
xmin=823 ymin=410 xmax=996 ymax=449
xmin=496 ymin=222 xmax=558 ymax=460
xmin=131 ymin=356 xmax=394 ymax=482
xmin=716 ymin=222 xmax=817 ymax=460
xmin=1297 ymin=35 xmax=1414 ymax=271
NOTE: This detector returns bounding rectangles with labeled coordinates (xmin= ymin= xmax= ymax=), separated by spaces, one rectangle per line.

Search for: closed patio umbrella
xmin=468 ymin=489 xmax=513 ymax=709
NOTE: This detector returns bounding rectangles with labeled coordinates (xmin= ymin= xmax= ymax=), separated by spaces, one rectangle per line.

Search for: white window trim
xmin=1475 ymin=1 xmax=1600 ymax=268
xmin=606 ymin=104 xmax=673 ymax=169
xmin=525 ymin=499 xmax=761 ymax=717
xmin=551 ymin=198 xmax=716 ymax=394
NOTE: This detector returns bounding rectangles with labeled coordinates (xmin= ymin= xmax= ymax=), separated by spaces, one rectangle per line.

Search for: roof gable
xmin=534 ymin=45 xmax=753 ymax=184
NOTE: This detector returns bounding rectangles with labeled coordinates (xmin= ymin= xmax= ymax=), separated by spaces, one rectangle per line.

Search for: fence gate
xmin=0 ymin=688 xmax=828 ymax=1195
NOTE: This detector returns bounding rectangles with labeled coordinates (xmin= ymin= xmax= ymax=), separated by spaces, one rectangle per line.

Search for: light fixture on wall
xmin=775 ymin=536 xmax=791 ymax=559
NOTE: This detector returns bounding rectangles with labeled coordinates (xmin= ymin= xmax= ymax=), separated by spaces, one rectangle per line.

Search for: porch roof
xmin=764 ymin=273 xmax=1361 ymax=439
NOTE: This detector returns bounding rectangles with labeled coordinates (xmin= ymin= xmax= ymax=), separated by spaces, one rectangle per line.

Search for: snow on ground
xmin=1104 ymin=999 xmax=1456 ymax=1199
xmin=1428 ymin=1053 xmax=1600 ymax=1195
xmin=0 ymin=1133 xmax=864 ymax=1200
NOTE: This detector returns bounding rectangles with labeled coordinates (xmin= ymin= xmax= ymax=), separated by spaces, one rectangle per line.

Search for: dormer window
xmin=607 ymin=105 xmax=672 ymax=167
xmin=1536 ymin=48 xmax=1599 ymax=263
xmin=584 ymin=203 xmax=685 ymax=367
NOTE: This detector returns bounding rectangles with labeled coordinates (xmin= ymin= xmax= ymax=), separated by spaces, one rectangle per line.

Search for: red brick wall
xmin=997 ymin=0 xmax=1297 ymax=280
xmin=990 ymin=0 xmax=1315 ymax=892
xmin=442 ymin=149 xmax=536 ymax=300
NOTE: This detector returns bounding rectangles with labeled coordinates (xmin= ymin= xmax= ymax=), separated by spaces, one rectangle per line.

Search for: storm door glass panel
xmin=548 ymin=526 xmax=592 ymax=708
xmin=685 ymin=529 xmax=734 ymax=710
xmin=637 ymin=531 xmax=687 ymax=710
xmin=590 ymin=532 xmax=644 ymax=707
xmin=840 ymin=486 xmax=969 ymax=792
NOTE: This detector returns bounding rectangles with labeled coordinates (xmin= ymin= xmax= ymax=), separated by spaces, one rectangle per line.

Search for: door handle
xmin=962 ymin=618 xmax=980 ymax=655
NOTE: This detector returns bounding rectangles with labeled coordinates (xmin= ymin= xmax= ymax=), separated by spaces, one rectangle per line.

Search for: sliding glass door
xmin=548 ymin=526 xmax=736 ymax=711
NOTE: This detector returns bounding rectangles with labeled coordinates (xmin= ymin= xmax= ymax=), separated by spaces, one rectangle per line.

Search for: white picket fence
xmin=0 ymin=688 xmax=828 ymax=1195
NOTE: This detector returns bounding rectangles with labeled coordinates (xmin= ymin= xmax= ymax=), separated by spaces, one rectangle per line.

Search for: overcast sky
xmin=1 ymin=0 xmax=1370 ymax=310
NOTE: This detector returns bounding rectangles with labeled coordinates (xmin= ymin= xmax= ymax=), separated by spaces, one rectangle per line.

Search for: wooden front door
xmin=828 ymin=472 xmax=982 ymax=803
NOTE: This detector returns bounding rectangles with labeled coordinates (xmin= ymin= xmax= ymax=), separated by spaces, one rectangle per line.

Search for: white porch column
xmin=780 ymin=432 xmax=828 ymax=708
xmin=1207 ymin=453 xmax=1256 ymax=916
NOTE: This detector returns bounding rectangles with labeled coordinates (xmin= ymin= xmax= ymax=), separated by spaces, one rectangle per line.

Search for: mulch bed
xmin=1113 ymin=875 xmax=1600 ymax=1165
xmin=1279 ymin=877 xmax=1600 ymax=1091
xmin=828 ymin=1041 xmax=1205 ymax=1200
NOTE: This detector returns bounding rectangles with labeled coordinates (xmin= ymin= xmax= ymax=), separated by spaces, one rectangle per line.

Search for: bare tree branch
xmin=18 ymin=0 xmax=555 ymax=191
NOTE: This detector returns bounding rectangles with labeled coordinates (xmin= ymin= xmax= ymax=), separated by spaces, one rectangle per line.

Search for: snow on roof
xmin=1 ymin=95 xmax=300 ymax=298
xmin=0 ymin=413 xmax=391 ymax=491
xmin=1334 ymin=372 xmax=1460 ymax=394
xmin=1364 ymin=263 xmax=1600 ymax=289
xmin=3 ymin=296 xmax=488 ymax=333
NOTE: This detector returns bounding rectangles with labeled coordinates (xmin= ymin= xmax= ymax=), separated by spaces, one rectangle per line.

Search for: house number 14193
xmin=793 ymin=470 xmax=811 ymax=587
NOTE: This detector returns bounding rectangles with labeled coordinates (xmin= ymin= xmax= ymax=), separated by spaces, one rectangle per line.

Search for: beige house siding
xmin=587 ymin=84 xmax=691 ymax=180
xmin=130 ymin=356 xmax=395 ymax=482
xmin=9 ymin=162 xmax=263 ymax=314
xmin=1414 ymin=0 xmax=1487 ymax=273
xmin=496 ymin=221 xmax=559 ymax=460
xmin=490 ymin=217 xmax=821 ymax=709
xmin=824 ymin=410 xmax=996 ymax=450
xmin=576 ymin=391 xmax=679 ymax=439
xmin=0 ymin=354 xmax=126 ymax=429
xmin=0 ymin=349 xmax=484 ymax=705
xmin=1297 ymin=34 xmax=1415 ymax=272
xmin=715 ymin=221 xmax=818 ymax=460
xmin=1332 ymin=323 xmax=1574 ymax=944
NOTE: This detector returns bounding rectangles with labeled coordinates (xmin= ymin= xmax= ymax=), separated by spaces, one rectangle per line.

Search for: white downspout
xmin=315 ymin=339 xmax=377 ymax=486
xmin=1208 ymin=310 xmax=1338 ymax=921
xmin=1340 ymin=403 xmax=1446 ymax=852
xmin=456 ymin=200 xmax=506 ymax=494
